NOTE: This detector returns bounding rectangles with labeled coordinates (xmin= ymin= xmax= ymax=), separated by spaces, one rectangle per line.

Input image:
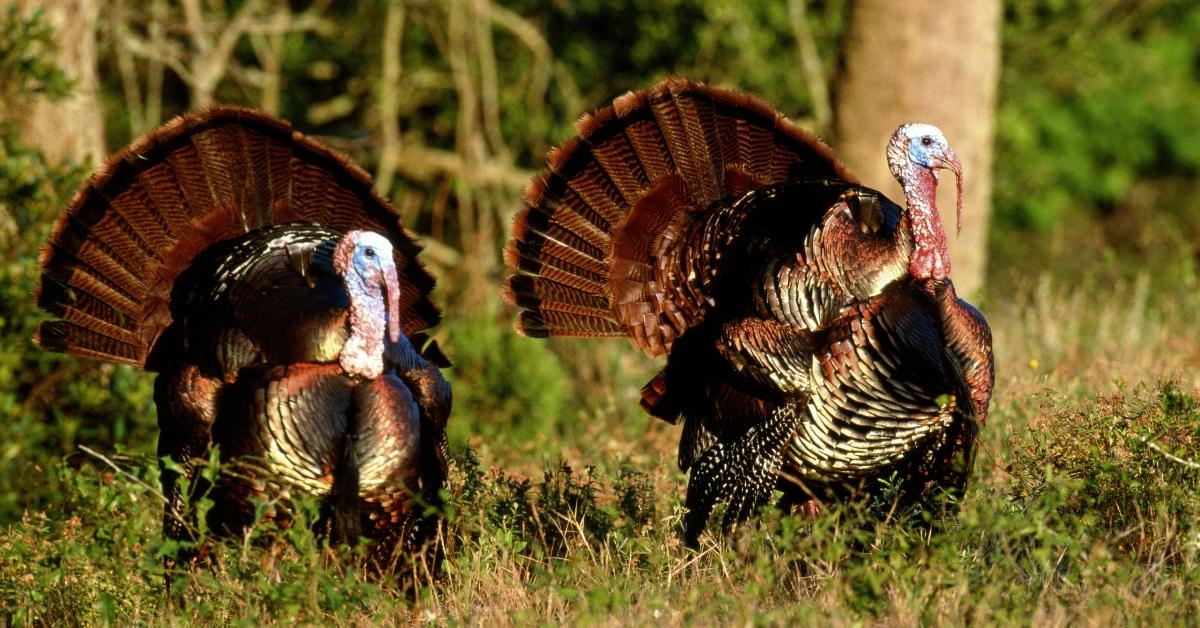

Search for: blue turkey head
xmin=900 ymin=123 xmax=961 ymax=178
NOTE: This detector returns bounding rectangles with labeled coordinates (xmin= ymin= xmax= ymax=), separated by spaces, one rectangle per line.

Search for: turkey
xmin=503 ymin=78 xmax=993 ymax=544
xmin=35 ymin=108 xmax=452 ymax=573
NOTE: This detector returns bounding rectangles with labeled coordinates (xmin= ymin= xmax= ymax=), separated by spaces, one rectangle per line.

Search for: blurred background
xmin=0 ymin=0 xmax=1197 ymax=550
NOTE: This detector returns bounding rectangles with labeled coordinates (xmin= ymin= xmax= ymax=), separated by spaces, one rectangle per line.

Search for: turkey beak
xmin=382 ymin=258 xmax=402 ymax=344
xmin=936 ymin=148 xmax=964 ymax=234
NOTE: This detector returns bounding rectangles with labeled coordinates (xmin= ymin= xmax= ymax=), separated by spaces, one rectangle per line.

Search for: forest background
xmin=0 ymin=0 xmax=1198 ymax=623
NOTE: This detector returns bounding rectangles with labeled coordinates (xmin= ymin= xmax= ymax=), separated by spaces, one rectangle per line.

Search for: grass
xmin=1 ymin=266 xmax=1199 ymax=625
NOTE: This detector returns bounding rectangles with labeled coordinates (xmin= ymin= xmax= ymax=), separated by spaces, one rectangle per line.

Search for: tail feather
xmin=515 ymin=309 xmax=624 ymax=338
xmin=38 ymin=251 xmax=139 ymax=324
xmin=36 ymin=107 xmax=440 ymax=367
xmin=610 ymin=93 xmax=677 ymax=183
xmin=577 ymin=114 xmax=652 ymax=205
xmin=37 ymin=276 xmax=138 ymax=346
xmin=506 ymin=233 xmax=608 ymax=280
xmin=506 ymin=77 xmax=854 ymax=356
xmin=136 ymin=161 xmax=199 ymax=236
xmin=553 ymin=154 xmax=629 ymax=227
xmin=503 ymin=240 xmax=608 ymax=295
xmin=36 ymin=320 xmax=142 ymax=365
xmin=655 ymin=84 xmax=723 ymax=205
xmin=511 ymin=205 xmax=609 ymax=263
xmin=522 ymin=178 xmax=616 ymax=237
xmin=235 ymin=125 xmax=279 ymax=225
xmin=193 ymin=125 xmax=263 ymax=230
xmin=503 ymin=275 xmax=611 ymax=318
xmin=43 ymin=237 xmax=142 ymax=311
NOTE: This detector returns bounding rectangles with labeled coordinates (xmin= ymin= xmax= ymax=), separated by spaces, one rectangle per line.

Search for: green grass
xmin=2 ymin=275 xmax=1199 ymax=624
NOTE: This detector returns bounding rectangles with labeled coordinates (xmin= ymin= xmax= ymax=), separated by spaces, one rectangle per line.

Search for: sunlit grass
xmin=2 ymin=268 xmax=1199 ymax=623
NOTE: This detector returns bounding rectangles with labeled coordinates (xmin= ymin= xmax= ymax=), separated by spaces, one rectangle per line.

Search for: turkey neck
xmin=901 ymin=167 xmax=951 ymax=281
xmin=340 ymin=269 xmax=387 ymax=378
xmin=326 ymin=237 xmax=393 ymax=380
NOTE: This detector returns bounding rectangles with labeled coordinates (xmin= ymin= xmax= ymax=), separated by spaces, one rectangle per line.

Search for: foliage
xmin=441 ymin=310 xmax=572 ymax=445
xmin=1010 ymin=383 xmax=1200 ymax=546
xmin=995 ymin=0 xmax=1200 ymax=247
xmin=0 ymin=6 xmax=71 ymax=110
xmin=510 ymin=0 xmax=844 ymax=126
xmin=1 ymin=384 xmax=1198 ymax=623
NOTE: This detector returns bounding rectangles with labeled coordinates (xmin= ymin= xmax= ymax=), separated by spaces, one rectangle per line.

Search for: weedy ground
xmin=1 ymin=266 xmax=1198 ymax=626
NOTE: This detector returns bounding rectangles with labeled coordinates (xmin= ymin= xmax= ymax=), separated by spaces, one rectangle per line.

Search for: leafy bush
xmin=441 ymin=310 xmax=572 ymax=445
xmin=1010 ymin=383 xmax=1200 ymax=554
xmin=995 ymin=0 xmax=1200 ymax=237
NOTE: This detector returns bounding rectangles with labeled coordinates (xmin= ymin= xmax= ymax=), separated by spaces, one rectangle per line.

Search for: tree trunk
xmin=15 ymin=0 xmax=106 ymax=167
xmin=832 ymin=0 xmax=1000 ymax=299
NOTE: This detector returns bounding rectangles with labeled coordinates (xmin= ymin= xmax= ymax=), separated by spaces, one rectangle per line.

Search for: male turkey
xmin=35 ymin=108 xmax=451 ymax=573
xmin=503 ymin=78 xmax=993 ymax=544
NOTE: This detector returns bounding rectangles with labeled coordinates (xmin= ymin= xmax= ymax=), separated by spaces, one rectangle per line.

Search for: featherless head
xmin=887 ymin=123 xmax=965 ymax=233
xmin=333 ymin=230 xmax=402 ymax=344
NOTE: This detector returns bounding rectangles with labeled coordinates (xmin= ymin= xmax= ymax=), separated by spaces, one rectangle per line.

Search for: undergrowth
xmin=1 ymin=383 xmax=1197 ymax=624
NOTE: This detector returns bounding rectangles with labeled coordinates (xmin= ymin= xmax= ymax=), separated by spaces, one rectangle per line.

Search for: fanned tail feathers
xmin=35 ymin=107 xmax=440 ymax=367
xmin=504 ymin=77 xmax=855 ymax=355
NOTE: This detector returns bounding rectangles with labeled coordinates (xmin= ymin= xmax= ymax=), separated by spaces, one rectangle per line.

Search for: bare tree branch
xmin=471 ymin=0 xmax=510 ymax=161
xmin=241 ymin=12 xmax=331 ymax=36
xmin=192 ymin=0 xmax=260 ymax=108
xmin=1140 ymin=434 xmax=1200 ymax=471
xmin=385 ymin=145 xmax=532 ymax=194
xmin=248 ymin=6 xmax=289 ymax=113
xmin=787 ymin=0 xmax=830 ymax=135
xmin=480 ymin=0 xmax=559 ymax=111
xmin=77 ymin=445 xmax=168 ymax=505
xmin=145 ymin=0 xmax=166 ymax=127
xmin=112 ymin=0 xmax=147 ymax=138
xmin=376 ymin=0 xmax=407 ymax=196
xmin=120 ymin=29 xmax=195 ymax=85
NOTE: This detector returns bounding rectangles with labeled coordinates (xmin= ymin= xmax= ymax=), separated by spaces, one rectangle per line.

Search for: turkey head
xmin=333 ymin=230 xmax=404 ymax=378
xmin=886 ymin=123 xmax=965 ymax=280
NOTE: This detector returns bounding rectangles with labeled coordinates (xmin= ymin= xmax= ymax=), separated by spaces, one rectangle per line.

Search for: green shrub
xmin=441 ymin=311 xmax=572 ymax=445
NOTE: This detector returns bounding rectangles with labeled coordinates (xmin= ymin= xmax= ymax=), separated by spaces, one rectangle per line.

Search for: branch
xmin=787 ymin=0 xmax=831 ymax=134
xmin=120 ymin=23 xmax=194 ymax=85
xmin=375 ymin=0 xmax=407 ymax=195
xmin=179 ymin=0 xmax=210 ymax=57
xmin=471 ymin=0 xmax=510 ymax=160
xmin=179 ymin=0 xmax=261 ymax=108
xmin=417 ymin=235 xmax=463 ymax=269
xmin=384 ymin=144 xmax=533 ymax=191
xmin=479 ymin=0 xmax=557 ymax=110
xmin=77 ymin=444 xmax=168 ymax=505
xmin=145 ymin=0 xmax=166 ymax=127
xmin=1140 ymin=435 xmax=1200 ymax=471
xmin=248 ymin=6 xmax=290 ymax=113
xmin=240 ymin=12 xmax=332 ymax=36
xmin=111 ymin=0 xmax=146 ymax=138
xmin=198 ymin=0 xmax=260 ymax=108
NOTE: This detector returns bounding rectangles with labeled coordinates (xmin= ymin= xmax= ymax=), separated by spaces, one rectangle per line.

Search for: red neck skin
xmin=902 ymin=167 xmax=951 ymax=281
